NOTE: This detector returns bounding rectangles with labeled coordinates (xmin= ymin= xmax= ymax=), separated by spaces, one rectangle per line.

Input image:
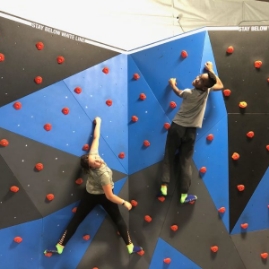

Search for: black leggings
xmin=58 ymin=190 xmax=132 ymax=246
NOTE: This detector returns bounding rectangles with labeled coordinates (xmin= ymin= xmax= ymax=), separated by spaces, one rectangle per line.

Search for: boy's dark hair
xmin=80 ymin=154 xmax=90 ymax=172
xmin=206 ymin=71 xmax=217 ymax=88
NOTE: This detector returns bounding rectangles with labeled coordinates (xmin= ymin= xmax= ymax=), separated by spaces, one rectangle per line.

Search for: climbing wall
xmin=1 ymin=12 xmax=269 ymax=269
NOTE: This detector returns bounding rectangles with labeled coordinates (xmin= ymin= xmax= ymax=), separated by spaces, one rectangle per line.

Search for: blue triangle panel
xmin=149 ymin=238 xmax=202 ymax=269
xmin=197 ymin=31 xmax=227 ymax=140
xmin=0 ymin=219 xmax=42 ymax=269
xmin=64 ymin=54 xmax=128 ymax=173
xmin=193 ymin=115 xmax=229 ymax=231
xmin=131 ymin=31 xmax=206 ymax=121
xmin=231 ymin=167 xmax=269 ymax=234
xmin=128 ymin=56 xmax=171 ymax=174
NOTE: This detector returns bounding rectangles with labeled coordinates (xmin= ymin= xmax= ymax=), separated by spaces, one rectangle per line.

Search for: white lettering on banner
xmin=239 ymin=26 xmax=268 ymax=32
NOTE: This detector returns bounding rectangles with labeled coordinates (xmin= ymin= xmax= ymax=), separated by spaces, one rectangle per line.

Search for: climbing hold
xmin=102 ymin=67 xmax=109 ymax=74
xmin=241 ymin=223 xmax=248 ymax=229
xmin=74 ymin=87 xmax=82 ymax=94
xmin=106 ymin=99 xmax=112 ymax=106
xmin=34 ymin=76 xmax=43 ymax=84
xmin=199 ymin=167 xmax=207 ymax=174
xmin=158 ymin=196 xmax=165 ymax=202
xmin=82 ymin=144 xmax=89 ymax=151
xmin=133 ymin=73 xmax=140 ymax=80
xmin=131 ymin=116 xmax=138 ymax=122
xmin=211 ymin=246 xmax=219 ymax=253
xmin=169 ymin=101 xmax=177 ymax=109
xmin=10 ymin=186 xmax=19 ymax=193
xmin=83 ymin=234 xmax=90 ymax=241
xmin=144 ymin=215 xmax=152 ymax=223
xmin=261 ymin=253 xmax=268 ymax=259
xmin=46 ymin=194 xmax=55 ymax=201
xmin=164 ymin=123 xmax=170 ymax=130
xmin=223 ymin=89 xmax=231 ymax=97
xmin=254 ymin=60 xmax=262 ymax=69
xmin=72 ymin=207 xmax=77 ymax=213
xmin=131 ymin=200 xmax=138 ymax=207
xmin=35 ymin=163 xmax=44 ymax=171
xmin=13 ymin=102 xmax=22 ymax=110
xmin=0 ymin=139 xmax=9 ymax=147
xmin=170 ymin=225 xmax=178 ymax=232
xmin=137 ymin=250 xmax=145 ymax=256
xmin=237 ymin=184 xmax=245 ymax=191
xmin=118 ymin=152 xmax=125 ymax=159
xmin=62 ymin=107 xmax=69 ymax=115
xmin=239 ymin=101 xmax=247 ymax=108
xmin=14 ymin=237 xmax=23 ymax=243
xmin=143 ymin=140 xmax=150 ymax=147
xmin=226 ymin=46 xmax=234 ymax=54
xmin=44 ymin=123 xmax=52 ymax=131
xmin=246 ymin=131 xmax=254 ymax=138
xmin=92 ymin=267 xmax=99 ymax=269
xmin=266 ymin=145 xmax=269 ymax=151
xmin=267 ymin=77 xmax=269 ymax=83
xmin=0 ymin=53 xmax=5 ymax=62
xmin=36 ymin=42 xmax=44 ymax=50
xmin=181 ymin=50 xmax=188 ymax=58
xmin=163 ymin=258 xmax=171 ymax=264
xmin=231 ymin=152 xmax=240 ymax=160
xmin=139 ymin=93 xmax=146 ymax=100
xmin=218 ymin=207 xmax=226 ymax=214
xmin=75 ymin=178 xmax=83 ymax=185
xmin=57 ymin=56 xmax=65 ymax=64
xmin=206 ymin=134 xmax=214 ymax=141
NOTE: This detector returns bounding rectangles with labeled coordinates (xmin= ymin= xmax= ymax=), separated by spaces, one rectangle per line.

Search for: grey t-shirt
xmin=85 ymin=151 xmax=114 ymax=195
xmin=172 ymin=88 xmax=210 ymax=128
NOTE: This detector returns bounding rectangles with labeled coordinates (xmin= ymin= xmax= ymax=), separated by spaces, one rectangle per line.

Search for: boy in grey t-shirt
xmin=160 ymin=62 xmax=224 ymax=203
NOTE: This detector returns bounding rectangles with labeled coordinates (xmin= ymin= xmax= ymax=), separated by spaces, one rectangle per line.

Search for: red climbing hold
xmin=106 ymin=99 xmax=112 ymax=106
xmin=211 ymin=246 xmax=219 ymax=253
xmin=133 ymin=73 xmax=140 ymax=80
xmin=163 ymin=258 xmax=171 ymax=264
xmin=206 ymin=134 xmax=214 ymax=141
xmin=181 ymin=50 xmax=188 ymax=58
xmin=62 ymin=107 xmax=69 ymax=115
xmin=169 ymin=101 xmax=177 ymax=109
xmin=13 ymin=102 xmax=22 ymax=110
xmin=158 ymin=196 xmax=165 ymax=202
xmin=239 ymin=101 xmax=247 ymax=108
xmin=254 ymin=60 xmax=262 ymax=69
xmin=199 ymin=167 xmax=207 ymax=174
xmin=137 ymin=250 xmax=145 ymax=256
xmin=131 ymin=116 xmax=138 ymax=122
xmin=241 ymin=223 xmax=248 ymax=229
xmin=82 ymin=144 xmax=89 ymax=151
xmin=164 ymin=123 xmax=170 ymax=130
xmin=14 ymin=237 xmax=23 ymax=243
xmin=45 ymin=252 xmax=52 ymax=257
xmin=0 ymin=139 xmax=9 ymax=147
xmin=237 ymin=184 xmax=245 ymax=191
xmin=72 ymin=207 xmax=77 ymax=213
xmin=226 ymin=46 xmax=234 ymax=54
xmin=144 ymin=215 xmax=152 ymax=223
xmin=246 ymin=131 xmax=254 ymax=138
xmin=34 ymin=76 xmax=43 ymax=84
xmin=0 ymin=53 xmax=5 ymax=62
xmin=44 ymin=123 xmax=52 ymax=131
xmin=74 ymin=87 xmax=82 ymax=94
xmin=131 ymin=200 xmax=138 ymax=207
xmin=36 ymin=42 xmax=44 ymax=50
xmin=118 ymin=152 xmax=125 ymax=159
xmin=170 ymin=225 xmax=178 ymax=232
xmin=102 ymin=67 xmax=109 ymax=74
xmin=223 ymin=89 xmax=231 ymax=97
xmin=266 ymin=145 xmax=269 ymax=151
xmin=46 ymin=194 xmax=55 ymax=201
xmin=218 ymin=207 xmax=226 ymax=214
xmin=261 ymin=253 xmax=268 ymax=259
xmin=35 ymin=163 xmax=44 ymax=171
xmin=231 ymin=152 xmax=240 ymax=160
xmin=83 ymin=234 xmax=90 ymax=241
xmin=57 ymin=56 xmax=65 ymax=64
xmin=75 ymin=178 xmax=83 ymax=185
xmin=139 ymin=93 xmax=146 ymax=100
xmin=143 ymin=140 xmax=150 ymax=147
xmin=10 ymin=186 xmax=19 ymax=193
